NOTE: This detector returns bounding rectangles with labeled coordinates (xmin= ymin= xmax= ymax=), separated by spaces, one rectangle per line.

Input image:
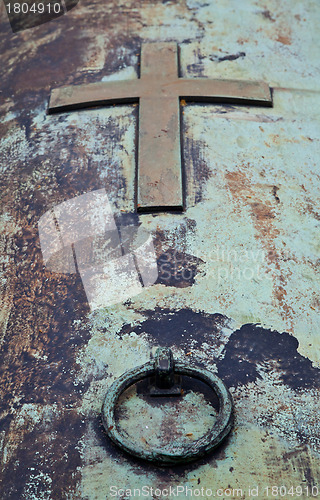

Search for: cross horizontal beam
xmin=49 ymin=78 xmax=272 ymax=112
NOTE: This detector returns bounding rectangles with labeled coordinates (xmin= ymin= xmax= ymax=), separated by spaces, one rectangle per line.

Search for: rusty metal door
xmin=0 ymin=0 xmax=319 ymax=499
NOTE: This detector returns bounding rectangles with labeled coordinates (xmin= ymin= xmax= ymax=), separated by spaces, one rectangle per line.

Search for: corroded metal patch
xmin=0 ymin=0 xmax=319 ymax=498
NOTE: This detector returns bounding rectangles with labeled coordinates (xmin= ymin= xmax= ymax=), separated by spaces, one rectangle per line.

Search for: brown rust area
xmin=0 ymin=3 xmax=142 ymax=110
xmin=276 ymin=33 xmax=292 ymax=46
xmin=1 ymin=409 xmax=86 ymax=499
xmin=304 ymin=197 xmax=320 ymax=222
xmin=0 ymin=223 xmax=91 ymax=497
xmin=0 ymin=15 xmax=139 ymax=494
xmin=225 ymin=168 xmax=295 ymax=328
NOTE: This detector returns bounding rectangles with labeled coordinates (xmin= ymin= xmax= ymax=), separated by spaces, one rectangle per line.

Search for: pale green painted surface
xmin=0 ymin=0 xmax=320 ymax=498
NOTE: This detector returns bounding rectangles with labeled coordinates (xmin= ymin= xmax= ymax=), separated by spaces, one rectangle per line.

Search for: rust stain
xmin=276 ymin=34 xmax=292 ymax=45
xmin=258 ymin=16 xmax=292 ymax=46
xmin=272 ymin=186 xmax=280 ymax=203
xmin=304 ymin=198 xmax=320 ymax=222
xmin=225 ymin=169 xmax=295 ymax=328
xmin=269 ymin=133 xmax=300 ymax=145
xmin=0 ymin=224 xmax=91 ymax=497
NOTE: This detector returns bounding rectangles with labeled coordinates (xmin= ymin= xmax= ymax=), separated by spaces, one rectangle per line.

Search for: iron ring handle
xmin=101 ymin=352 xmax=234 ymax=465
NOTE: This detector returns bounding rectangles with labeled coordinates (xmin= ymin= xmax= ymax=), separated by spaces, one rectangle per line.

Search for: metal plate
xmin=0 ymin=0 xmax=319 ymax=498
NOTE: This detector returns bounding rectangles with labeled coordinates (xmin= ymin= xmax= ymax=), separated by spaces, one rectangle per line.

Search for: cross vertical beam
xmin=138 ymin=43 xmax=182 ymax=210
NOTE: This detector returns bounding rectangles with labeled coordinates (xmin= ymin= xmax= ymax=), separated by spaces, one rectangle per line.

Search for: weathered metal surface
xmin=0 ymin=0 xmax=320 ymax=498
xmin=49 ymin=42 xmax=271 ymax=212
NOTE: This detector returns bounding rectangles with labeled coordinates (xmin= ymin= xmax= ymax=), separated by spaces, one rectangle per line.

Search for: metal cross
xmin=49 ymin=42 xmax=272 ymax=212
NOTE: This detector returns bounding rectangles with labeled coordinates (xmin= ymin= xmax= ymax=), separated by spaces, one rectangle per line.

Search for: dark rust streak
xmin=217 ymin=323 xmax=320 ymax=391
xmin=213 ymin=52 xmax=246 ymax=62
xmin=272 ymin=185 xmax=280 ymax=203
xmin=183 ymin=136 xmax=212 ymax=205
xmin=261 ymin=10 xmax=276 ymax=22
xmin=156 ymin=249 xmax=204 ymax=288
